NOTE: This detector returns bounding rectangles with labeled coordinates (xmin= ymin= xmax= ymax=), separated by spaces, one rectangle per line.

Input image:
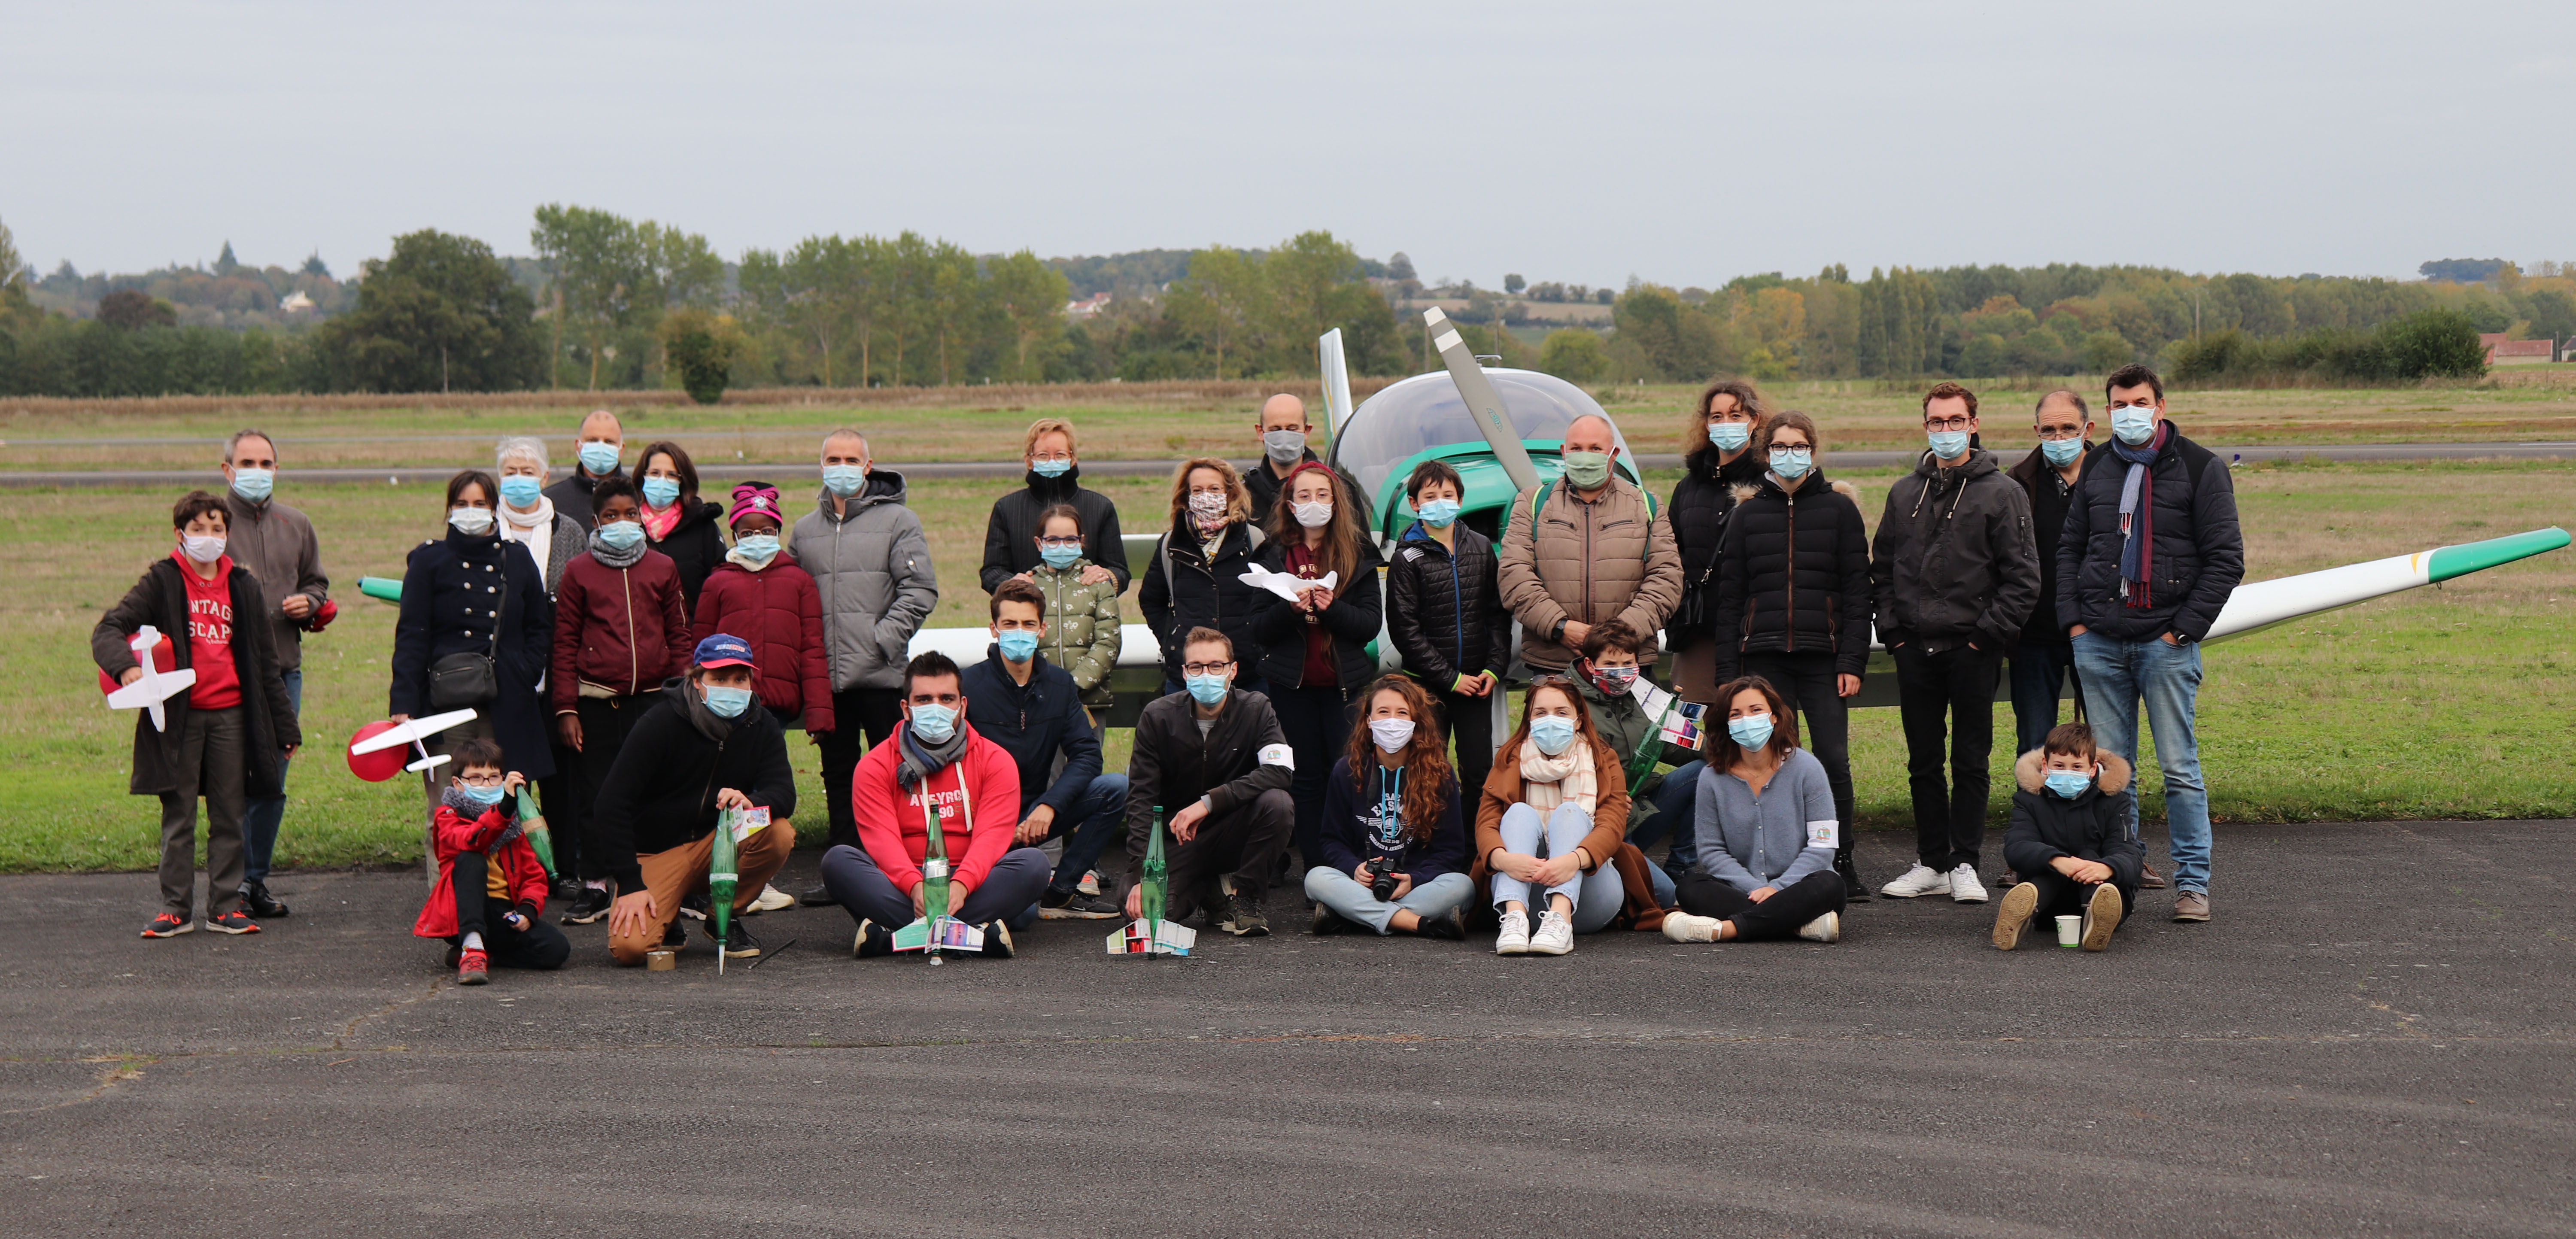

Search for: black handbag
xmin=427 ymin=559 xmax=507 ymax=710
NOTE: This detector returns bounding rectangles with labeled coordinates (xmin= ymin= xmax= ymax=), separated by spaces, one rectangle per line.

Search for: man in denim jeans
xmin=2058 ymin=364 xmax=2243 ymax=923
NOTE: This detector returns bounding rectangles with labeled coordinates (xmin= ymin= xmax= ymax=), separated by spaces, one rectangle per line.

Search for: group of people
xmin=96 ymin=361 xmax=2242 ymax=978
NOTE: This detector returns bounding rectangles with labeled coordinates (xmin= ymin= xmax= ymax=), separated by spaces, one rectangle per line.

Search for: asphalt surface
xmin=6 ymin=440 xmax=2573 ymax=487
xmin=3 ymin=820 xmax=2567 ymax=1237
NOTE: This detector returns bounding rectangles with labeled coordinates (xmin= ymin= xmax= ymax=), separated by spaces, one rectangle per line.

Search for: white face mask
xmin=1291 ymin=500 xmax=1333 ymax=529
xmin=449 ymin=506 xmax=495 ymax=535
xmin=1368 ymin=717 xmax=1416 ymax=753
xmin=180 ymin=533 xmax=228 ymax=564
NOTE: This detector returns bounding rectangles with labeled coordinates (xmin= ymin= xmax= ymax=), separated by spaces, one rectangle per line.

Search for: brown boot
xmin=2140 ymin=865 xmax=2169 ymax=890
xmin=2172 ymin=891 xmax=2209 ymax=922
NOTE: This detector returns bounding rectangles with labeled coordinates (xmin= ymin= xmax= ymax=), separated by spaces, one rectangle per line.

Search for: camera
xmin=1364 ymin=856 xmax=1400 ymax=902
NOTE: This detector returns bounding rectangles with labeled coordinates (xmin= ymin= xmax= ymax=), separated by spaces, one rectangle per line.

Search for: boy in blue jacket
xmin=1992 ymin=723 xmax=2142 ymax=952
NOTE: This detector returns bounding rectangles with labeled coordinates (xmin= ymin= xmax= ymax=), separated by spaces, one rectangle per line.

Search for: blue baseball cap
xmin=694 ymin=633 xmax=756 ymax=669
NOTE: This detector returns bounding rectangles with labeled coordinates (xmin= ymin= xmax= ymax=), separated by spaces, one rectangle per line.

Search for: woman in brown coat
xmin=1473 ymin=676 xmax=1630 ymax=956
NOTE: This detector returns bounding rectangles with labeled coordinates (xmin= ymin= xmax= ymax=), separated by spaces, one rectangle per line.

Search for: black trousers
xmin=817 ymin=686 xmax=903 ymax=853
xmin=1738 ymin=650 xmax=1856 ymax=845
xmin=1674 ymin=870 xmax=1847 ymax=941
xmin=2022 ymin=867 xmax=2135 ymax=929
xmin=448 ymin=853 xmax=571 ymax=969
xmin=1429 ymin=684 xmax=1498 ymax=816
xmin=572 ymin=695 xmax=649 ymax=881
xmin=1161 ymin=788 xmax=1295 ymax=917
xmin=1892 ymin=643 xmax=2002 ymax=871
xmin=1269 ymin=683 xmax=1358 ymax=868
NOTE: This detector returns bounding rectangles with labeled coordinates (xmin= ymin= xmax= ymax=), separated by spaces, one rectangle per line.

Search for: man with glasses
xmin=220 ymin=429 xmax=327 ymax=920
xmin=1121 ymin=627 xmax=1294 ymax=936
xmin=1871 ymin=382 xmax=2039 ymax=906
xmin=2006 ymin=390 xmax=2095 ymax=757
xmin=979 ymin=417 xmax=1130 ymax=594
xmin=2060 ymin=364 xmax=2241 ymax=923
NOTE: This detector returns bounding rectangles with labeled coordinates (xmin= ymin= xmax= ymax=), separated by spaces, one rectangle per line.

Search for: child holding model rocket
xmin=413 ymin=738 xmax=568 ymax=982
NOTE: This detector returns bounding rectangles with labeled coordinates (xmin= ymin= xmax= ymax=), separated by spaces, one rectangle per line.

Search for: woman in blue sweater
xmin=1302 ymin=675 xmax=1471 ymax=939
xmin=1662 ymin=676 xmax=1848 ymax=944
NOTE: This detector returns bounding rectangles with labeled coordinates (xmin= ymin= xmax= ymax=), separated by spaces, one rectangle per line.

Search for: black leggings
xmin=450 ymin=853 xmax=571 ymax=969
xmin=1675 ymin=870 xmax=1847 ymax=941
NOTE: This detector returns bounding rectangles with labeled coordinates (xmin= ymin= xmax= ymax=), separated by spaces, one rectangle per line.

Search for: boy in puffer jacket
xmin=1990 ymin=723 xmax=2142 ymax=952
xmin=413 ymin=738 xmax=569 ymax=983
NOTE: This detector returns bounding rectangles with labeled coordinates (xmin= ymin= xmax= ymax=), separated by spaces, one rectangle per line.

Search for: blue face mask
xmin=2044 ymin=768 xmax=2093 ymax=799
xmin=579 ymin=442 xmax=620 ymax=475
xmin=595 ymin=520 xmax=645 ymax=550
xmin=1416 ymin=498 xmax=1461 ymax=528
xmin=498 ymin=474 xmax=544 ymax=507
xmin=732 ymin=533 xmax=779 ymax=565
xmin=451 ymin=780 xmax=506 ymax=809
xmin=2041 ymin=436 xmax=2084 ymax=467
xmin=996 ymin=629 xmax=1040 ymax=662
xmin=1727 ymin=712 xmax=1774 ymax=750
xmin=1927 ymin=429 xmax=1970 ymax=460
xmin=641 ymin=477 xmax=680 ymax=508
xmin=1708 ymin=422 xmax=1751 ymax=452
xmin=2111 ymin=408 xmax=2156 ymax=445
xmin=822 ymin=464 xmax=867 ymax=497
xmin=703 ymin=685 xmax=753 ymax=718
xmin=1038 ymin=544 xmax=1082 ymax=569
xmin=1185 ymin=673 xmax=1229 ymax=706
xmin=230 ymin=467 xmax=274 ymax=502
xmin=1769 ymin=447 xmax=1812 ymax=480
xmin=1528 ymin=714 xmax=1577 ymax=756
xmin=908 ymin=702 xmax=957 ymax=743
xmin=1031 ymin=458 xmax=1071 ymax=479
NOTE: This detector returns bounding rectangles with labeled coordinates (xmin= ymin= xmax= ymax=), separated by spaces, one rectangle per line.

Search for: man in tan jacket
xmin=1498 ymin=414 xmax=1684 ymax=674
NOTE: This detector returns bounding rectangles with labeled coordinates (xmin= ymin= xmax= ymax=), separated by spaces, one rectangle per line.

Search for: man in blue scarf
xmin=2057 ymin=364 xmax=2244 ymax=923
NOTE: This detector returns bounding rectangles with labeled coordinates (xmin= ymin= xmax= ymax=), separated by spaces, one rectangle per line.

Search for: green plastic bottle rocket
xmin=1141 ymin=804 xmax=1166 ymax=953
xmin=922 ymin=797 xmax=952 ymax=966
xmin=513 ymin=786 xmax=557 ymax=877
xmin=710 ymin=813 xmax=739 ymax=975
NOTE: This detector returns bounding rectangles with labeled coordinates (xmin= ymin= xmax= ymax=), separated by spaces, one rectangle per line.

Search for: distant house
xmin=278 ymin=290 xmax=315 ymax=313
xmin=2479 ymin=333 xmax=2556 ymax=365
xmin=1064 ymin=292 xmax=1112 ymax=320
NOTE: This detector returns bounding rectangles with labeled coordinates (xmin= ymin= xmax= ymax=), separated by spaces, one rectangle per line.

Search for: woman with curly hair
xmin=1303 ymin=675 xmax=1470 ymax=939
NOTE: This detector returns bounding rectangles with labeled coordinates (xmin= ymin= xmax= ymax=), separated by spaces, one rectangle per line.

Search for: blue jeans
xmin=1625 ymin=760 xmax=1705 ymax=881
xmin=1303 ymin=868 xmax=1474 ymax=934
xmin=1490 ymin=802 xmax=1622 ymax=932
xmin=2010 ymin=643 xmax=2083 ymax=757
xmin=241 ymin=667 xmax=300 ymax=885
xmin=1036 ymin=773 xmax=1130 ymax=895
xmin=2072 ymin=632 xmax=2210 ymax=894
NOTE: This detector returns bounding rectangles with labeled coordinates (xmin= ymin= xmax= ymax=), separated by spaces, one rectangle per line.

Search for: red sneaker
xmin=457 ymin=947 xmax=489 ymax=985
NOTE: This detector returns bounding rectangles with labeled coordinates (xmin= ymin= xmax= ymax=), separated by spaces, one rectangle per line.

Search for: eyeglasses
xmin=453 ymin=772 xmax=504 ymax=787
xmin=1924 ymin=416 xmax=1975 ymax=432
xmin=2036 ymin=427 xmax=2085 ymax=441
xmin=1031 ymin=454 xmax=1071 ymax=465
xmin=1037 ymin=535 xmax=1082 ymax=547
xmin=1181 ymin=661 xmax=1231 ymax=677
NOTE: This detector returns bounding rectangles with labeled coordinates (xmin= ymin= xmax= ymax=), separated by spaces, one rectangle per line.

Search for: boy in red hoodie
xmin=415 ymin=738 xmax=569 ymax=983
xmin=823 ymin=651 xmax=1051 ymax=959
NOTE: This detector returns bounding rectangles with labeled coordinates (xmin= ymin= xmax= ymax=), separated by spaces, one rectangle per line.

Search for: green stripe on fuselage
xmin=2425 ymin=527 xmax=2571 ymax=583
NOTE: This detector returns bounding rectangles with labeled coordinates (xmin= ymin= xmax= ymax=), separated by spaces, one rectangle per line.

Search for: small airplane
xmin=101 ymin=626 xmax=196 ymax=733
xmin=348 ymin=708 xmax=482 ymax=774
xmin=890 ymin=797 xmax=982 ymax=963
xmin=1108 ymin=805 xmax=1194 ymax=958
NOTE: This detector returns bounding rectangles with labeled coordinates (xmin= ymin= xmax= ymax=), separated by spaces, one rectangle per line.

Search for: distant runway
xmin=3 ymin=441 xmax=2570 ymax=488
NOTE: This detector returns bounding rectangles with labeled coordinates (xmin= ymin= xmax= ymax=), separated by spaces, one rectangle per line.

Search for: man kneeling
xmin=1124 ymin=627 xmax=1293 ymax=936
xmin=594 ymin=635 xmax=798 ymax=965
xmin=829 ymin=651 xmax=1048 ymax=959
xmin=1992 ymin=723 xmax=2139 ymax=952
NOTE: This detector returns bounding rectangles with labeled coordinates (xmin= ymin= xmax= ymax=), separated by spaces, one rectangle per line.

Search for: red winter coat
xmin=692 ymin=553 xmax=835 ymax=733
xmin=413 ymin=804 xmax=550 ymax=938
xmin=852 ymin=722 xmax=1022 ymax=893
xmin=551 ymin=550 xmax=693 ymax=713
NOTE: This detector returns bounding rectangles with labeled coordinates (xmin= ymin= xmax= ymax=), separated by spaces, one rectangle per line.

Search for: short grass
xmin=2 ymin=459 xmax=2568 ymax=872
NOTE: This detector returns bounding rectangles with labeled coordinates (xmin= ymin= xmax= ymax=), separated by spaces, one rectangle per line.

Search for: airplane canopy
xmin=1329 ymin=368 xmax=1633 ymax=510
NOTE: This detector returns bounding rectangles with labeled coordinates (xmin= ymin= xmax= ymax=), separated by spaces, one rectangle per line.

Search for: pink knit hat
xmin=728 ymin=481 xmax=784 ymax=526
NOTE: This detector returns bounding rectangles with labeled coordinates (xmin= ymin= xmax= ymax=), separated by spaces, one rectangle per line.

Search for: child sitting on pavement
xmin=414 ymin=738 xmax=570 ymax=983
xmin=1991 ymin=723 xmax=2141 ymax=952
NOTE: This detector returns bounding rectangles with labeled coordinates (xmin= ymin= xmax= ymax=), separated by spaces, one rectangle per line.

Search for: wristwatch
xmin=1550 ymin=619 xmax=1567 ymax=643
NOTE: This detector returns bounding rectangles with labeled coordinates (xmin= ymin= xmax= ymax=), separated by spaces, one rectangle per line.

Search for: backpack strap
xmin=1531 ymin=477 xmax=1654 ymax=562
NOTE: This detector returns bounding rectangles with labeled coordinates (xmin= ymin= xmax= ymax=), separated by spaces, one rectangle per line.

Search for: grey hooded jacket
xmin=791 ymin=471 xmax=939 ymax=692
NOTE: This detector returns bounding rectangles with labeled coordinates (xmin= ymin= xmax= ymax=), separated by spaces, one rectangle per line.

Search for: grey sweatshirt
xmin=1692 ymin=747 xmax=1836 ymax=892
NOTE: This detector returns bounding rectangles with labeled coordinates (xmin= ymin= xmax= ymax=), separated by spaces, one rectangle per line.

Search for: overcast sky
xmin=7 ymin=1 xmax=2571 ymax=287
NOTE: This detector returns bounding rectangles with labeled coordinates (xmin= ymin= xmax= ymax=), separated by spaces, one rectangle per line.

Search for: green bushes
xmin=0 ymin=315 xmax=313 ymax=397
xmin=2166 ymin=307 xmax=2488 ymax=386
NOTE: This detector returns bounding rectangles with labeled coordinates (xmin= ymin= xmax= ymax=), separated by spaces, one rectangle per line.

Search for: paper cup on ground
xmin=2055 ymin=915 xmax=2082 ymax=947
xmin=646 ymin=949 xmax=677 ymax=971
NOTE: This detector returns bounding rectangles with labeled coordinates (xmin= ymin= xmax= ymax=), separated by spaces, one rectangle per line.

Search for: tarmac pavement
xmin=2 ymin=819 xmax=2569 ymax=1237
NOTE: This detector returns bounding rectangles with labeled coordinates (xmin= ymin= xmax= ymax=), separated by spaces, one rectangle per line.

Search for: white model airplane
xmin=103 ymin=626 xmax=197 ymax=733
xmin=348 ymin=708 xmax=482 ymax=773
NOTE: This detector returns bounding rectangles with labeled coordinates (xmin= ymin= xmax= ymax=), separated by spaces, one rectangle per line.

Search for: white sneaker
xmin=1494 ymin=908 xmax=1531 ymax=955
xmin=1661 ymin=911 xmax=1722 ymax=943
xmin=748 ymin=883 xmax=795 ymax=914
xmin=1948 ymin=863 xmax=1988 ymax=904
xmin=1528 ymin=910 xmax=1575 ymax=956
xmin=1880 ymin=863 xmax=1949 ymax=899
xmin=1796 ymin=911 xmax=1841 ymax=943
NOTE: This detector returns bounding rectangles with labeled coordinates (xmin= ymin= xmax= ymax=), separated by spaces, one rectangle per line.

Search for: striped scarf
xmin=2111 ymin=421 xmax=2170 ymax=608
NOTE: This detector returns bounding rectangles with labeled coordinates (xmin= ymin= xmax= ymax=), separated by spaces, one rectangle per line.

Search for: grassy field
xmin=4 ymin=455 xmax=2567 ymax=873
xmin=5 ymin=370 xmax=2575 ymax=476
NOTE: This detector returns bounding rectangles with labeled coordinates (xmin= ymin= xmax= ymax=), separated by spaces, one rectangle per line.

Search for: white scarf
xmin=1519 ymin=738 xmax=1598 ymax=815
xmin=498 ymin=497 xmax=558 ymax=583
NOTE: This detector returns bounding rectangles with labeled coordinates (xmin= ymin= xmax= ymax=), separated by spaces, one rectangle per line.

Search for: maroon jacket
xmin=692 ymin=552 xmax=835 ymax=733
xmin=550 ymin=549 xmax=692 ymax=713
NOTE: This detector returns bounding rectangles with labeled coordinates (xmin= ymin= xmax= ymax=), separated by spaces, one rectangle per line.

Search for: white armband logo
xmin=1259 ymin=744 xmax=1295 ymax=770
xmin=1806 ymin=819 xmax=1839 ymax=849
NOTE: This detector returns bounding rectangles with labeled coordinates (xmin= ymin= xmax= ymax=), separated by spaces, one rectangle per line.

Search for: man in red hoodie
xmin=824 ymin=651 xmax=1050 ymax=959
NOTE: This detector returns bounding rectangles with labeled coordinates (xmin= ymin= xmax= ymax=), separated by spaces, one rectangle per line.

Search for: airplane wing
xmin=105 ymin=669 xmax=195 ymax=709
xmin=2205 ymin=526 xmax=2570 ymax=644
xmin=1107 ymin=918 xmax=1195 ymax=957
xmin=1318 ymin=328 xmax=1357 ymax=437
xmin=1423 ymin=307 xmax=1540 ymax=492
xmin=349 ymin=708 xmax=481 ymax=755
xmin=891 ymin=916 xmax=984 ymax=954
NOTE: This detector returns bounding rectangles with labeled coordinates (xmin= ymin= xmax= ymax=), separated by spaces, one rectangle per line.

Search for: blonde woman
xmin=1137 ymin=457 xmax=1270 ymax=696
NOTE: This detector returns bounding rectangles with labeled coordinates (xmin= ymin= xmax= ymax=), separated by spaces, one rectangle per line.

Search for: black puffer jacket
xmin=2057 ymin=424 xmax=2243 ymax=643
xmin=2008 ymin=443 xmax=2091 ymax=647
xmin=1667 ymin=447 xmax=1767 ymax=650
xmin=1137 ymin=519 xmax=1271 ymax=683
xmin=978 ymin=467 xmax=1132 ymax=594
xmin=652 ymin=498 xmax=729 ymax=615
xmin=1385 ymin=521 xmax=1510 ymax=687
xmin=1711 ymin=470 xmax=1874 ymax=679
xmin=2001 ymin=749 xmax=2142 ymax=893
xmin=1252 ymin=534 xmax=1386 ymax=691
xmin=1869 ymin=448 xmax=2041 ymax=653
